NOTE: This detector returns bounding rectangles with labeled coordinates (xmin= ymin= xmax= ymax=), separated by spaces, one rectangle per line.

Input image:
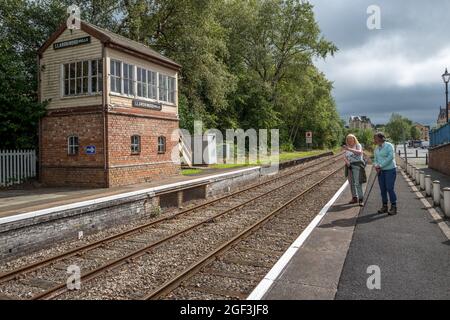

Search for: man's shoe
xmin=377 ymin=205 xmax=388 ymax=214
xmin=348 ymin=197 xmax=358 ymax=204
xmin=388 ymin=205 xmax=398 ymax=216
xmin=359 ymin=199 xmax=364 ymax=207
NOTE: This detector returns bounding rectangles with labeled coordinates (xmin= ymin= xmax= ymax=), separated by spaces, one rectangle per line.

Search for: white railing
xmin=397 ymin=156 xmax=450 ymax=218
xmin=179 ymin=132 xmax=193 ymax=167
xmin=0 ymin=150 xmax=36 ymax=187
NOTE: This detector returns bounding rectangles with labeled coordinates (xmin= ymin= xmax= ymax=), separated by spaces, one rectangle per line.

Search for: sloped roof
xmin=38 ymin=20 xmax=181 ymax=71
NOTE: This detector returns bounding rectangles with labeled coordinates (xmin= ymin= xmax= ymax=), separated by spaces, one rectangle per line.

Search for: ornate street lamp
xmin=442 ymin=68 xmax=450 ymax=123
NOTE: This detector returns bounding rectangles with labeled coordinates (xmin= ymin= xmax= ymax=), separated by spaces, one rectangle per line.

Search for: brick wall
xmin=40 ymin=107 xmax=106 ymax=187
xmin=429 ymin=143 xmax=450 ymax=176
xmin=106 ymin=111 xmax=180 ymax=187
xmin=40 ymin=106 xmax=181 ymax=188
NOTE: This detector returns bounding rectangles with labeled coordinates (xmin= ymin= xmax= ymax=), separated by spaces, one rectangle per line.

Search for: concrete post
xmin=433 ymin=181 xmax=441 ymax=207
xmin=415 ymin=170 xmax=421 ymax=186
xmin=420 ymin=172 xmax=425 ymax=191
xmin=177 ymin=191 xmax=184 ymax=209
xmin=411 ymin=167 xmax=415 ymax=180
xmin=444 ymin=188 xmax=450 ymax=218
xmin=425 ymin=175 xmax=432 ymax=196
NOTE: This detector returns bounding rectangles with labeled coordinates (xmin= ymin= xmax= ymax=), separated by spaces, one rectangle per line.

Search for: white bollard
xmin=425 ymin=175 xmax=432 ymax=196
xmin=433 ymin=181 xmax=441 ymax=207
xmin=408 ymin=164 xmax=412 ymax=176
xmin=411 ymin=167 xmax=415 ymax=180
xmin=444 ymin=188 xmax=450 ymax=218
xmin=415 ymin=170 xmax=421 ymax=186
xmin=420 ymin=172 xmax=425 ymax=191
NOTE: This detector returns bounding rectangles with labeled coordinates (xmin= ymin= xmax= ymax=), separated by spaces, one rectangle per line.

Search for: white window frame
xmin=158 ymin=136 xmax=166 ymax=154
xmin=110 ymin=59 xmax=122 ymax=94
xmin=62 ymin=59 xmax=103 ymax=97
xmin=108 ymin=59 xmax=177 ymax=106
xmin=68 ymin=136 xmax=79 ymax=155
xmin=131 ymin=135 xmax=141 ymax=154
xmin=123 ymin=63 xmax=135 ymax=96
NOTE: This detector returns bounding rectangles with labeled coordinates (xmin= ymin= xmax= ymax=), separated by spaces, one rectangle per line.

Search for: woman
xmin=373 ymin=132 xmax=398 ymax=215
xmin=343 ymin=134 xmax=365 ymax=206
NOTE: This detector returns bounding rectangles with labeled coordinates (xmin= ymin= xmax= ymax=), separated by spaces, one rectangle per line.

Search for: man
xmin=373 ymin=132 xmax=398 ymax=215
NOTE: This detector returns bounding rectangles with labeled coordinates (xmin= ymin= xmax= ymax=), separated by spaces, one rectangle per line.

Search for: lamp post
xmin=442 ymin=68 xmax=450 ymax=123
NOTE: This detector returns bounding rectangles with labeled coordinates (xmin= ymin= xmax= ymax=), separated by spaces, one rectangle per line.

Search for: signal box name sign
xmin=132 ymin=99 xmax=162 ymax=111
xmin=53 ymin=36 xmax=91 ymax=50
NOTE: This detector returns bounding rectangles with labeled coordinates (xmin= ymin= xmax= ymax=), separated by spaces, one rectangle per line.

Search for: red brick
xmin=429 ymin=143 xmax=450 ymax=176
xmin=40 ymin=106 xmax=180 ymax=188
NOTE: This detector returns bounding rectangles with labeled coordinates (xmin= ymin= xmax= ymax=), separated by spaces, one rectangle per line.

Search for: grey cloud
xmin=310 ymin=0 xmax=450 ymax=125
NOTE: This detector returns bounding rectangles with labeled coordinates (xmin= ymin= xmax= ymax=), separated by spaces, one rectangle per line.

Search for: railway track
xmin=142 ymin=165 xmax=344 ymax=300
xmin=0 ymin=154 xmax=343 ymax=300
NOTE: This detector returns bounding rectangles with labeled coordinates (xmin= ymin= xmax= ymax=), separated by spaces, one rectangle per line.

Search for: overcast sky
xmin=310 ymin=0 xmax=450 ymax=126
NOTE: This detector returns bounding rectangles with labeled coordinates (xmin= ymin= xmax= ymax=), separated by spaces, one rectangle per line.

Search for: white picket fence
xmin=0 ymin=150 xmax=37 ymax=187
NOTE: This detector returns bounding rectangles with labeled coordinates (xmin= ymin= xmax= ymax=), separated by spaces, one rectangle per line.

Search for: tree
xmin=0 ymin=0 xmax=344 ymax=151
xmin=385 ymin=114 xmax=412 ymax=147
xmin=345 ymin=128 xmax=375 ymax=151
xmin=410 ymin=125 xmax=421 ymax=141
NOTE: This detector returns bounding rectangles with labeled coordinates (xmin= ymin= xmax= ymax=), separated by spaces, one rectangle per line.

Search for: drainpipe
xmin=102 ymin=44 xmax=109 ymax=187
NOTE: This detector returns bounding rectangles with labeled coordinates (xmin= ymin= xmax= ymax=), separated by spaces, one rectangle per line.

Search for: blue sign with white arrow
xmin=86 ymin=145 xmax=96 ymax=155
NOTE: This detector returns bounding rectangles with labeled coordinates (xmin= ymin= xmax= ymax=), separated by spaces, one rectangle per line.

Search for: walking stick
xmin=364 ymin=167 xmax=379 ymax=201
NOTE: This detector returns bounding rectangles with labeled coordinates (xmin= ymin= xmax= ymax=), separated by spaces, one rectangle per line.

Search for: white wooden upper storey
xmin=38 ymin=22 xmax=181 ymax=114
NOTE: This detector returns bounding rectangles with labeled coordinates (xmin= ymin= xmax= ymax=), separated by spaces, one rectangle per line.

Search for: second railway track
xmin=0 ymin=154 xmax=344 ymax=300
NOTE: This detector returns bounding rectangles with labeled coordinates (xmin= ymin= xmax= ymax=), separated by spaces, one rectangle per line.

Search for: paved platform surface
xmin=0 ymin=166 xmax=256 ymax=219
xmin=421 ymin=167 xmax=450 ymax=189
xmin=261 ymin=168 xmax=372 ymax=300
xmin=263 ymin=167 xmax=450 ymax=300
xmin=336 ymin=169 xmax=450 ymax=299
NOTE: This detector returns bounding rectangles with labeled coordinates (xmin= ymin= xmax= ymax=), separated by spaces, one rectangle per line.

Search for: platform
xmin=0 ymin=166 xmax=257 ymax=221
xmin=252 ymin=166 xmax=450 ymax=300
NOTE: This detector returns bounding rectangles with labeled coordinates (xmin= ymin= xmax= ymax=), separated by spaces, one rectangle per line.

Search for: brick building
xmin=38 ymin=21 xmax=181 ymax=187
xmin=413 ymin=123 xmax=430 ymax=141
xmin=348 ymin=116 xmax=373 ymax=130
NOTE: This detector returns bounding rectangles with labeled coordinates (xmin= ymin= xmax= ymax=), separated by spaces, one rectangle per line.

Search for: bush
xmin=281 ymin=142 xmax=295 ymax=152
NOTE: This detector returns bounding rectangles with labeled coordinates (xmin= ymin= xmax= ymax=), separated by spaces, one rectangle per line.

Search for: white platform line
xmin=0 ymin=167 xmax=260 ymax=225
xmin=247 ymin=180 xmax=349 ymax=300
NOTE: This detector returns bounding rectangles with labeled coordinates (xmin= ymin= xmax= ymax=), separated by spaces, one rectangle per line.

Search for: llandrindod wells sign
xmin=53 ymin=36 xmax=91 ymax=50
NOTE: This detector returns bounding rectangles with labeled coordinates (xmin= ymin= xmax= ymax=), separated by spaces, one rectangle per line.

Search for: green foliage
xmin=385 ymin=113 xmax=413 ymax=146
xmin=410 ymin=126 xmax=421 ymax=141
xmin=1 ymin=0 xmax=344 ymax=151
xmin=345 ymin=128 xmax=375 ymax=151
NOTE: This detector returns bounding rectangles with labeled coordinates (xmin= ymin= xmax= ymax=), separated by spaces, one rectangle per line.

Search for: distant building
xmin=349 ymin=116 xmax=373 ymax=130
xmin=414 ymin=123 xmax=430 ymax=141
xmin=437 ymin=106 xmax=449 ymax=127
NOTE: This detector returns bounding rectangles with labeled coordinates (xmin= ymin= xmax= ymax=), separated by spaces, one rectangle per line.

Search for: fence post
xmin=444 ymin=188 xmax=450 ymax=218
xmin=433 ymin=181 xmax=441 ymax=206
xmin=420 ymin=172 xmax=425 ymax=191
xmin=415 ymin=169 xmax=421 ymax=185
xmin=425 ymin=175 xmax=432 ymax=196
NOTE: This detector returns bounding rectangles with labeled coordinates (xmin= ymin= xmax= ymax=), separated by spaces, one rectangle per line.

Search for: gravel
xmin=0 ymin=155 xmax=342 ymax=300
